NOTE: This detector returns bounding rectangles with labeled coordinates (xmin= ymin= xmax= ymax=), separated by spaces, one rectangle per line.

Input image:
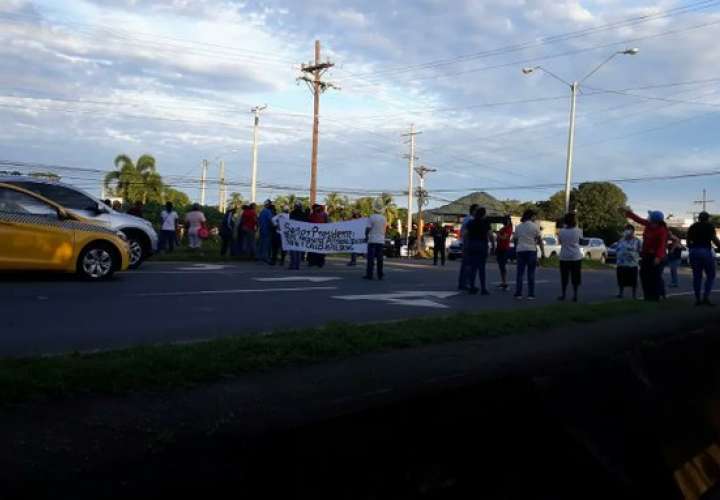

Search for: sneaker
xmin=527 ymin=295 xmax=536 ymax=301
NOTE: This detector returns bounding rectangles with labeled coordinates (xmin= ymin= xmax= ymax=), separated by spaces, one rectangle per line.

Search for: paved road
xmin=0 ymin=257 xmax=708 ymax=356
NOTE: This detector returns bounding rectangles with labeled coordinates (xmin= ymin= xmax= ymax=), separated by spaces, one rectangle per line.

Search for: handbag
xmin=198 ymin=226 xmax=210 ymax=239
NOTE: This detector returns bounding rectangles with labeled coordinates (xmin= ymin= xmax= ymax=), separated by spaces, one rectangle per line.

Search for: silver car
xmin=579 ymin=237 xmax=608 ymax=263
xmin=0 ymin=176 xmax=158 ymax=268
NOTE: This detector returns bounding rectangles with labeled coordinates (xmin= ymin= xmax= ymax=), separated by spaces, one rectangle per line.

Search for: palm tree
xmin=324 ymin=192 xmax=348 ymax=221
xmin=103 ymin=154 xmax=159 ymax=203
xmin=379 ymin=192 xmax=399 ymax=226
xmin=229 ymin=192 xmax=244 ymax=209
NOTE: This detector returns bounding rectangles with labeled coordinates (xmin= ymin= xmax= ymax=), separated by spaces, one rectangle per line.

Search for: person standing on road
xmin=513 ymin=209 xmax=544 ymax=300
xmin=257 ymin=199 xmax=274 ymax=264
xmin=615 ymin=224 xmax=641 ymax=299
xmin=271 ymin=205 xmax=289 ymax=266
xmin=239 ymin=203 xmax=258 ymax=258
xmin=184 ymin=203 xmax=207 ymax=250
xmin=624 ymin=209 xmax=668 ymax=302
xmin=308 ymin=204 xmax=329 ymax=268
xmin=393 ymin=233 xmax=402 ymax=258
xmin=666 ymin=231 xmax=682 ymax=289
xmin=432 ymin=222 xmax=449 ymax=266
xmin=364 ymin=199 xmax=388 ymax=280
xmin=495 ymin=217 xmax=513 ymax=290
xmin=465 ymin=207 xmax=494 ymax=295
xmin=458 ymin=203 xmax=479 ymax=290
xmin=127 ymin=200 xmax=144 ymax=218
xmin=288 ymin=202 xmax=306 ymax=270
xmin=158 ymin=201 xmax=179 ymax=253
xmin=220 ymin=206 xmax=236 ymax=258
xmin=557 ymin=212 xmax=583 ymax=302
xmin=347 ymin=210 xmax=363 ymax=267
xmin=687 ymin=211 xmax=720 ymax=306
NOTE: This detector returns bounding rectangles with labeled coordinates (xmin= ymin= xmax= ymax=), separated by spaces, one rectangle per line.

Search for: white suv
xmin=0 ymin=176 xmax=158 ymax=268
xmin=579 ymin=237 xmax=608 ymax=263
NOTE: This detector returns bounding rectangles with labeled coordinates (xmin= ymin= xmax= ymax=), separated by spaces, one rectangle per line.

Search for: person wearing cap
xmin=624 ymin=208 xmax=669 ymax=301
xmin=364 ymin=198 xmax=388 ymax=280
xmin=271 ymin=205 xmax=290 ymax=266
xmin=687 ymin=211 xmax=720 ymax=306
xmin=257 ymin=199 xmax=274 ymax=264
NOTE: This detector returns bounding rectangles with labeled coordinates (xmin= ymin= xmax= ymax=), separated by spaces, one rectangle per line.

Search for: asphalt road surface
xmin=0 ymin=257 xmax=710 ymax=357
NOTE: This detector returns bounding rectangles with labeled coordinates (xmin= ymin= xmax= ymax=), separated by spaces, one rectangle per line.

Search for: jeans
xmin=241 ymin=229 xmax=256 ymax=257
xmin=690 ymin=247 xmax=716 ymax=300
xmin=220 ymin=235 xmax=232 ymax=256
xmin=289 ymin=250 xmax=302 ymax=270
xmin=466 ymin=240 xmax=488 ymax=291
xmin=271 ymin=234 xmax=284 ymax=265
xmin=515 ymin=251 xmax=538 ymax=297
xmin=159 ymin=230 xmax=176 ymax=253
xmin=433 ymin=240 xmax=446 ymax=265
xmin=187 ymin=227 xmax=201 ymax=249
xmin=640 ymin=254 xmax=663 ymax=301
xmin=458 ymin=239 xmax=470 ymax=289
xmin=366 ymin=243 xmax=384 ymax=279
xmin=668 ymin=257 xmax=681 ymax=287
xmin=257 ymin=232 xmax=272 ymax=262
xmin=349 ymin=253 xmax=358 ymax=266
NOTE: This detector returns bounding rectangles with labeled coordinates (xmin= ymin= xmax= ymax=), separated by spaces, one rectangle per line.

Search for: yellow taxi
xmin=0 ymin=182 xmax=130 ymax=280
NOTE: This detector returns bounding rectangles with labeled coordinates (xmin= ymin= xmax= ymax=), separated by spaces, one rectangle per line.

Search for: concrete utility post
xmin=218 ymin=159 xmax=227 ymax=213
xmin=250 ymin=104 xmax=267 ymax=203
xmin=402 ymin=124 xmax=421 ymax=257
xmin=694 ymin=189 xmax=715 ymax=214
xmin=200 ymin=159 xmax=208 ymax=206
xmin=414 ymin=164 xmax=437 ymax=253
xmin=298 ymin=40 xmax=338 ymax=205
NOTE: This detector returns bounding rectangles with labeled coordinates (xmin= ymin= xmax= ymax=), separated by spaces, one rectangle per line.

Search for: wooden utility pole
xmin=250 ymin=104 xmax=267 ymax=203
xmin=218 ymin=159 xmax=226 ymax=212
xmin=298 ymin=40 xmax=338 ymax=205
xmin=200 ymin=159 xmax=208 ymax=206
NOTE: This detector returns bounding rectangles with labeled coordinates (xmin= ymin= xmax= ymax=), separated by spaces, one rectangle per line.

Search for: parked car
xmin=579 ymin=237 xmax=608 ymax=262
xmin=0 ymin=176 xmax=158 ymax=268
xmin=448 ymin=240 xmax=462 ymax=260
xmin=682 ymin=246 xmax=720 ymax=265
xmin=541 ymin=236 xmax=562 ymax=258
xmin=0 ymin=183 xmax=130 ymax=279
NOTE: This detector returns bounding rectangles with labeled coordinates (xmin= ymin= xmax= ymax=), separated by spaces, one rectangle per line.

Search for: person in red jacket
xmin=624 ymin=208 xmax=669 ymax=301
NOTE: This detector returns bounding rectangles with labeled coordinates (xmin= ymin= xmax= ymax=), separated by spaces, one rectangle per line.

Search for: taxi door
xmin=0 ymin=186 xmax=75 ymax=270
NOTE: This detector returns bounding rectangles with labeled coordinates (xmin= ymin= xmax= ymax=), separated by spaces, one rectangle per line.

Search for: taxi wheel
xmin=77 ymin=243 xmax=117 ymax=280
xmin=127 ymin=236 xmax=144 ymax=269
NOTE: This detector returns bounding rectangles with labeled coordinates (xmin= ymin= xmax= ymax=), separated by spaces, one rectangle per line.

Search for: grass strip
xmin=0 ymin=300 xmax=663 ymax=403
xmin=540 ymin=255 xmax=613 ymax=270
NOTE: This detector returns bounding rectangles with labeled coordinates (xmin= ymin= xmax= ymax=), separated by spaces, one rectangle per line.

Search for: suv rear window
xmin=579 ymin=238 xmax=590 ymax=246
xmin=10 ymin=182 xmax=97 ymax=211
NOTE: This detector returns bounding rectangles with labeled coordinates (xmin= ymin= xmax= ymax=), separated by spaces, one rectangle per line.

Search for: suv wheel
xmin=78 ymin=243 xmax=117 ymax=280
xmin=600 ymin=253 xmax=607 ymax=264
xmin=127 ymin=236 xmax=145 ymax=269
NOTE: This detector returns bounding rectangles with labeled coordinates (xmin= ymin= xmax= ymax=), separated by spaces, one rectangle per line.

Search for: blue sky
xmin=1 ymin=0 xmax=719 ymax=218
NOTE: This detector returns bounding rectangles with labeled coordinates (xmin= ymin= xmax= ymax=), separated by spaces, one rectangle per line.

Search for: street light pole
xmin=563 ymin=81 xmax=578 ymax=214
xmin=522 ymin=48 xmax=639 ymax=214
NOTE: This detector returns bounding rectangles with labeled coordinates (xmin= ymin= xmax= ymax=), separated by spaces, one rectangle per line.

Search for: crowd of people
xmin=123 ymin=195 xmax=718 ymax=305
xmin=454 ymin=204 xmax=719 ymax=306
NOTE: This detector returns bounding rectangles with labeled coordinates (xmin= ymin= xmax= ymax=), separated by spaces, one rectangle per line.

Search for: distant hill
xmin=425 ymin=192 xmax=507 ymax=220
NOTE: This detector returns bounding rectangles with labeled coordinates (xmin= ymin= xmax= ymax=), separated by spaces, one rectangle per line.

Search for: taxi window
xmin=0 ymin=188 xmax=58 ymax=217
xmin=11 ymin=183 xmax=96 ymax=211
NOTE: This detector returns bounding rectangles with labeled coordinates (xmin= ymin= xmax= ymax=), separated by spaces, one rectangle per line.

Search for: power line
xmin=338 ymin=0 xmax=720 ymax=80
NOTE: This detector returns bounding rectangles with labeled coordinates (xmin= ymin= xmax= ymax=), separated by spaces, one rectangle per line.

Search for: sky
xmin=1 ymin=0 xmax=719 ymax=218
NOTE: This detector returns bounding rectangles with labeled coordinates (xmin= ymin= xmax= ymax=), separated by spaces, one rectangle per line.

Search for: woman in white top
xmin=557 ymin=212 xmax=583 ymax=302
xmin=184 ymin=203 xmax=207 ymax=250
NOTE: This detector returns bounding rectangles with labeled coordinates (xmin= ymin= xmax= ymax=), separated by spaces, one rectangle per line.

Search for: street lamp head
xmin=522 ymin=67 xmax=536 ymax=75
xmin=621 ymin=48 xmax=639 ymax=55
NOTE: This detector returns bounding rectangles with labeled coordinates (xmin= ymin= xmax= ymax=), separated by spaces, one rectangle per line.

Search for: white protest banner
xmin=280 ymin=218 xmax=369 ymax=254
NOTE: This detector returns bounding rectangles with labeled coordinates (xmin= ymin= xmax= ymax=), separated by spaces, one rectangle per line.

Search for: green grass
xmin=0 ymin=300 xmax=664 ymax=404
xmin=540 ymin=255 xmax=613 ymax=270
xmin=152 ymin=238 xmax=253 ymax=263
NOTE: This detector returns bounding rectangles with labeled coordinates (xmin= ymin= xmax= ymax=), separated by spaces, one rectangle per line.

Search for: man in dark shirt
xmin=431 ymin=223 xmax=449 ymax=266
xmin=687 ymin=212 xmax=720 ymax=306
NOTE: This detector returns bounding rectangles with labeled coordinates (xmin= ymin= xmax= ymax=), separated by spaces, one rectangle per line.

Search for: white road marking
xmin=333 ymin=290 xmax=459 ymax=309
xmin=132 ymin=286 xmax=338 ymax=297
xmin=666 ymin=289 xmax=719 ymax=298
xmin=254 ymin=276 xmax=342 ymax=283
xmin=176 ymin=264 xmax=228 ymax=271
